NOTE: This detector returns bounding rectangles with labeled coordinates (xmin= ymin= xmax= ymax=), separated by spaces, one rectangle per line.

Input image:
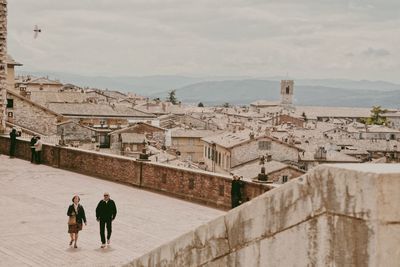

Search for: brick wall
xmin=0 ymin=136 xmax=272 ymax=210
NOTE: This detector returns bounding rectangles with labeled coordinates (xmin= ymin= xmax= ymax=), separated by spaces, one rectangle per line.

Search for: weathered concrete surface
xmin=126 ymin=164 xmax=400 ymax=267
xmin=0 ymin=155 xmax=224 ymax=267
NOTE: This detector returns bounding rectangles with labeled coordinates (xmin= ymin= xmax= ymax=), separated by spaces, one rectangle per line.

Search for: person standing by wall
xmin=96 ymin=193 xmax=117 ymax=248
xmin=67 ymin=195 xmax=87 ymax=248
xmin=34 ymin=136 xmax=43 ymax=164
xmin=30 ymin=135 xmax=37 ymax=163
xmin=9 ymin=128 xmax=17 ymax=158
xmin=231 ymin=175 xmax=244 ymax=209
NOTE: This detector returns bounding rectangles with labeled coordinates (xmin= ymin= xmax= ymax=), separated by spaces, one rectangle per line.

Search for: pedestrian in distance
xmin=96 ymin=192 xmax=117 ymax=248
xmin=67 ymin=195 xmax=87 ymax=248
xmin=34 ymin=136 xmax=43 ymax=164
xmin=30 ymin=135 xmax=37 ymax=163
xmin=231 ymin=175 xmax=244 ymax=209
xmin=9 ymin=128 xmax=17 ymax=158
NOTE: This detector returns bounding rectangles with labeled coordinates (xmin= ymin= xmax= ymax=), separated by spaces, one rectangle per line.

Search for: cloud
xmin=5 ymin=0 xmax=400 ymax=83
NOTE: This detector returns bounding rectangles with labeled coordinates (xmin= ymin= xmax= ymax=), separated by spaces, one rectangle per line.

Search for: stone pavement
xmin=0 ymin=155 xmax=225 ymax=267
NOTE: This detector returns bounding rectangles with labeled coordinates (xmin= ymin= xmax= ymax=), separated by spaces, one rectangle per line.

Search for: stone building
xmin=57 ymin=121 xmax=97 ymax=146
xmin=202 ymin=130 xmax=304 ymax=173
xmin=0 ymin=0 xmax=7 ymax=133
xmin=324 ymin=124 xmax=400 ymax=141
xmin=170 ymin=129 xmax=220 ymax=163
xmin=385 ymin=111 xmax=400 ymax=129
xmin=179 ymin=114 xmax=219 ymax=130
xmin=231 ymin=159 xmax=305 ymax=184
xmin=275 ymin=114 xmax=304 ymax=128
xmin=5 ymin=89 xmax=62 ymax=135
xmin=300 ymin=146 xmax=361 ymax=170
xmin=5 ymin=54 xmax=22 ymax=91
xmin=119 ymin=133 xmax=147 ymax=156
xmin=109 ymin=122 xmax=166 ymax=152
xmin=15 ymin=76 xmax=63 ymax=92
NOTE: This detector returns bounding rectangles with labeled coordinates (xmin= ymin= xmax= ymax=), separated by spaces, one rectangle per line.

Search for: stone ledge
xmin=125 ymin=164 xmax=400 ymax=267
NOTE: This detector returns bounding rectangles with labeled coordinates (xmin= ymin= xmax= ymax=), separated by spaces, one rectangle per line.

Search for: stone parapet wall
xmin=124 ymin=163 xmax=400 ymax=267
xmin=0 ymin=136 xmax=271 ymax=210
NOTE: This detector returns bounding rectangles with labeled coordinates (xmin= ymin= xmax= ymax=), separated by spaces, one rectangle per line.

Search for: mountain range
xmin=17 ymin=71 xmax=400 ymax=108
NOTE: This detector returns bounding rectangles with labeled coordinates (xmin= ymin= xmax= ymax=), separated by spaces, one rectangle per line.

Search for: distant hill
xmin=17 ymin=71 xmax=249 ymax=96
xmin=16 ymin=71 xmax=400 ymax=108
xmin=154 ymin=80 xmax=400 ymax=108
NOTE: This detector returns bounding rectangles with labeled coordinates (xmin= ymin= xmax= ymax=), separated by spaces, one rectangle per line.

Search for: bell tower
xmin=0 ymin=0 xmax=7 ymax=133
xmin=280 ymin=80 xmax=294 ymax=107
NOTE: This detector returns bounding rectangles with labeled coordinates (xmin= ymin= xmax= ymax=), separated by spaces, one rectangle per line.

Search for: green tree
xmin=167 ymin=90 xmax=178 ymax=105
xmin=198 ymin=102 xmax=204 ymax=107
xmin=222 ymin=102 xmax=230 ymax=108
xmin=363 ymin=106 xmax=388 ymax=125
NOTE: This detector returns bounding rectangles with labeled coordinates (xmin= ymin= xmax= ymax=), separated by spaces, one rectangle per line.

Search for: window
xmin=258 ymin=141 xmax=271 ymax=150
xmin=204 ymin=146 xmax=207 ymax=157
xmin=218 ymin=152 xmax=221 ymax=166
xmin=282 ymin=175 xmax=288 ymax=183
xmin=286 ymin=86 xmax=290 ymax=94
xmin=208 ymin=147 xmax=211 ymax=159
xmin=6 ymin=99 xmax=13 ymax=108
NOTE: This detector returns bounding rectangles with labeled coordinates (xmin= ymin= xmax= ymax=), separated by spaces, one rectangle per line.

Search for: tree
xmin=222 ymin=102 xmax=230 ymax=108
xmin=198 ymin=102 xmax=204 ymax=107
xmin=167 ymin=90 xmax=178 ymax=105
xmin=363 ymin=106 xmax=388 ymax=125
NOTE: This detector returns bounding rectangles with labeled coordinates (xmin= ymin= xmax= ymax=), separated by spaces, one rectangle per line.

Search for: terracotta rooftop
xmin=47 ymin=103 xmax=155 ymax=118
xmin=171 ymin=128 xmax=221 ymax=138
xmin=231 ymin=160 xmax=298 ymax=181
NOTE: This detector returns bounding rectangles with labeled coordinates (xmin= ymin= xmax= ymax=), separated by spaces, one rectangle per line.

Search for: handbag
xmin=68 ymin=215 xmax=77 ymax=225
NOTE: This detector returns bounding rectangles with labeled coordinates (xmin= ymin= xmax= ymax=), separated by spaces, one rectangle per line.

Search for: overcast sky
xmin=7 ymin=0 xmax=400 ymax=82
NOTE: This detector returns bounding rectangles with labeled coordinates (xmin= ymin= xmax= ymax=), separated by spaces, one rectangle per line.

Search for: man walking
xmin=96 ymin=193 xmax=117 ymax=248
xmin=34 ymin=136 xmax=43 ymax=164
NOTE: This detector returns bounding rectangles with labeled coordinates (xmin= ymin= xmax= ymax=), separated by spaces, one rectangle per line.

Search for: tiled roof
xmin=30 ymin=91 xmax=87 ymax=106
xmin=231 ymin=160 xmax=300 ymax=181
xmin=47 ymin=103 xmax=155 ymax=117
xmin=171 ymin=129 xmax=221 ymax=138
xmin=293 ymin=106 xmax=371 ymax=119
xmin=250 ymin=100 xmax=281 ymax=107
xmin=121 ymin=133 xmax=146 ymax=144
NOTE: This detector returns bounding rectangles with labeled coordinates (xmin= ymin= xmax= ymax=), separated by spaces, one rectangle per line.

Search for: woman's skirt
xmin=68 ymin=223 xmax=82 ymax=234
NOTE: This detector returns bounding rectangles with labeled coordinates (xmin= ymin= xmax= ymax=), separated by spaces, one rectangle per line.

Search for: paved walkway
xmin=0 ymin=155 xmax=225 ymax=267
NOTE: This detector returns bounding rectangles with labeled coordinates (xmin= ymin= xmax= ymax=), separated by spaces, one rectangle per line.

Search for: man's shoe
xmin=101 ymin=244 xmax=106 ymax=248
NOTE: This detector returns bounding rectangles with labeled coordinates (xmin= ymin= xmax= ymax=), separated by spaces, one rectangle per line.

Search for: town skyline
xmin=7 ymin=0 xmax=400 ymax=84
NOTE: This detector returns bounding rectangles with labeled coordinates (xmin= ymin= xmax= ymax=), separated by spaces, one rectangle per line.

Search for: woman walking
xmin=67 ymin=195 xmax=87 ymax=248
